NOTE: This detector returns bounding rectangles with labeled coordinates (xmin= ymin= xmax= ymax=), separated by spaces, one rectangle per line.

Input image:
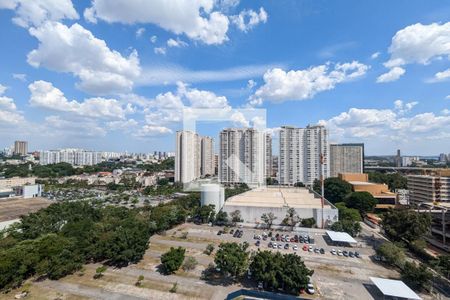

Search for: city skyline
xmin=0 ymin=1 xmax=449 ymax=155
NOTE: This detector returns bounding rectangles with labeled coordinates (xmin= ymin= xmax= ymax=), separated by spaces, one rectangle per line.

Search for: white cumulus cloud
xmin=27 ymin=22 xmax=141 ymax=95
xmin=376 ymin=66 xmax=405 ymax=83
xmin=249 ymin=61 xmax=369 ymax=105
xmin=0 ymin=0 xmax=78 ymax=27
xmin=28 ymin=80 xmax=132 ymax=120
xmin=84 ymin=0 xmax=230 ymax=45
xmin=231 ymin=7 xmax=267 ymax=32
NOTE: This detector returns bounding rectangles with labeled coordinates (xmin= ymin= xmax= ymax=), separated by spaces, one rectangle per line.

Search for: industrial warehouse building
xmin=222 ymin=186 xmax=338 ymax=227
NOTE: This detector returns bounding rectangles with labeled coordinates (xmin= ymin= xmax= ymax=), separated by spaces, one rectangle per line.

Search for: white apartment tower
xmin=201 ymin=136 xmax=215 ymax=176
xmin=175 ymin=131 xmax=200 ymax=183
xmin=219 ymin=128 xmax=266 ymax=186
xmin=329 ymin=143 xmax=364 ymax=177
xmin=279 ymin=125 xmax=329 ymax=186
xmin=266 ymin=134 xmax=273 ymax=178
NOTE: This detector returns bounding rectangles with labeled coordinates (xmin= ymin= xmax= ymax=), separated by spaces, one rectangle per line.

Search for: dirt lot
xmin=0 ymin=223 xmax=435 ymax=300
xmin=0 ymin=197 xmax=53 ymax=222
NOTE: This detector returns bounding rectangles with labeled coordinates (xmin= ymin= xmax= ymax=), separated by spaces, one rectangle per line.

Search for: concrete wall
xmin=222 ymin=204 xmax=338 ymax=228
xmin=22 ymin=184 xmax=42 ymax=198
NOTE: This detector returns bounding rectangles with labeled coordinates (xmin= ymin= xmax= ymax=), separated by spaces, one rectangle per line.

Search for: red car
xmin=302 ymin=245 xmax=308 ymax=251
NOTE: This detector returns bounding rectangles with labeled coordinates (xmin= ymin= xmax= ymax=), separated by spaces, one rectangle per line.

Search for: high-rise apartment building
xmin=329 ymin=143 xmax=364 ymax=177
xmin=219 ymin=128 xmax=266 ymax=186
xmin=175 ymin=131 xmax=214 ymax=183
xmin=265 ymin=134 xmax=273 ymax=178
xmin=175 ymin=131 xmax=200 ymax=183
xmin=14 ymin=141 xmax=28 ymax=156
xmin=201 ymin=136 xmax=214 ymax=177
xmin=278 ymin=125 xmax=329 ymax=186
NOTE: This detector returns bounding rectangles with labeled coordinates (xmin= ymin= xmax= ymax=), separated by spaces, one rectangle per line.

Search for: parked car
xmin=349 ymin=251 xmax=354 ymax=258
xmin=278 ymin=244 xmax=282 ymax=249
xmin=320 ymin=248 xmax=325 ymax=254
xmin=307 ymin=283 xmax=315 ymax=294
xmin=256 ymin=240 xmax=260 ymax=246
xmin=284 ymin=243 xmax=289 ymax=249
xmin=331 ymin=249 xmax=337 ymax=255
xmin=271 ymin=237 xmax=275 ymax=241
xmin=343 ymin=250 xmax=348 ymax=257
xmin=308 ymin=246 xmax=313 ymax=252
xmin=293 ymin=245 xmax=298 ymax=251
xmin=314 ymin=248 xmax=319 ymax=253
xmin=337 ymin=249 xmax=342 ymax=256
xmin=268 ymin=242 xmax=273 ymax=248
xmin=355 ymin=251 xmax=360 ymax=258
xmin=217 ymin=231 xmax=222 ymax=235
xmin=303 ymin=245 xmax=308 ymax=251
xmin=229 ymin=229 xmax=234 ymax=235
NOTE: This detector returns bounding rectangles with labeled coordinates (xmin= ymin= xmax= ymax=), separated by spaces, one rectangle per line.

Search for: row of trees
xmin=0 ymin=190 xmax=203 ymax=290
xmin=159 ymin=241 xmax=313 ymax=295
xmin=376 ymin=242 xmax=433 ymax=291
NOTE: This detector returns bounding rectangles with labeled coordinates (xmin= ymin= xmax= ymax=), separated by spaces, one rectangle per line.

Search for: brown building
xmin=339 ymin=173 xmax=397 ymax=209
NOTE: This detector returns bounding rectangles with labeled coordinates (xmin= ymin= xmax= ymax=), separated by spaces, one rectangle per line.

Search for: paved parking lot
xmin=185 ymin=224 xmax=404 ymax=300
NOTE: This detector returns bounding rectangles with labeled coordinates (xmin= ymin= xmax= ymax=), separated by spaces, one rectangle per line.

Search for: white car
xmin=308 ymin=245 xmax=313 ymax=252
xmin=273 ymin=242 xmax=277 ymax=248
xmin=337 ymin=249 xmax=343 ymax=256
xmin=307 ymin=283 xmax=315 ymax=294
xmin=331 ymin=249 xmax=337 ymax=255
xmin=293 ymin=245 xmax=298 ymax=251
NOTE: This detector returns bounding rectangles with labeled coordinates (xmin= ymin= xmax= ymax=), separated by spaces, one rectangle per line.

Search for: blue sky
xmin=0 ymin=0 xmax=449 ymax=155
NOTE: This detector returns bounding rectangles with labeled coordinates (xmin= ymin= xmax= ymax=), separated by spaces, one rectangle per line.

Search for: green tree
xmin=300 ymin=218 xmax=316 ymax=228
xmin=261 ymin=212 xmax=277 ymax=229
xmin=135 ymin=275 xmax=144 ymax=286
xmin=204 ymin=244 xmax=215 ymax=255
xmin=282 ymin=207 xmax=299 ymax=228
xmin=214 ymin=242 xmax=249 ymax=279
xmin=376 ymin=242 xmax=405 ymax=268
xmin=345 ymin=192 xmax=377 ymax=215
xmin=249 ymin=250 xmax=313 ymax=294
xmin=182 ymin=256 xmax=198 ymax=271
xmin=215 ymin=211 xmax=228 ymax=225
xmin=161 ymin=247 xmax=185 ymax=274
xmin=436 ymin=255 xmax=450 ymax=278
xmin=335 ymin=202 xmax=362 ymax=222
xmin=94 ymin=266 xmax=107 ymax=279
xmin=368 ymin=172 xmax=407 ymax=191
xmin=230 ymin=210 xmax=242 ymax=224
xmin=381 ymin=209 xmax=432 ymax=242
xmin=330 ymin=220 xmax=361 ymax=237
xmin=313 ymin=177 xmax=353 ymax=204
xmin=401 ymin=262 xmax=433 ymax=291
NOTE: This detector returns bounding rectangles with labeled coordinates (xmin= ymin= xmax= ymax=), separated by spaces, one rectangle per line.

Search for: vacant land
xmin=0 ymin=223 xmax=435 ymax=300
xmin=0 ymin=197 xmax=53 ymax=222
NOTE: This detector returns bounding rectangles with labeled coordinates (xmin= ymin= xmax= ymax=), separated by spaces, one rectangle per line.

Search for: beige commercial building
xmin=339 ymin=173 xmax=397 ymax=208
xmin=408 ymin=175 xmax=450 ymax=204
xmin=330 ymin=143 xmax=364 ymax=177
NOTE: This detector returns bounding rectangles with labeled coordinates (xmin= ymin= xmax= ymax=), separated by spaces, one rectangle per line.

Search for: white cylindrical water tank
xmin=201 ymin=184 xmax=224 ymax=213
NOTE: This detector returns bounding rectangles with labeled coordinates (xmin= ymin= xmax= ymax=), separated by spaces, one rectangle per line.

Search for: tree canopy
xmin=376 ymin=242 xmax=405 ymax=268
xmin=344 ymin=192 xmax=377 ymax=216
xmin=250 ymin=250 xmax=313 ymax=295
xmin=381 ymin=209 xmax=431 ymax=242
xmin=368 ymin=172 xmax=407 ymax=191
xmin=160 ymin=247 xmax=185 ymax=274
xmin=214 ymin=242 xmax=249 ymax=279
xmin=313 ymin=177 xmax=353 ymax=204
